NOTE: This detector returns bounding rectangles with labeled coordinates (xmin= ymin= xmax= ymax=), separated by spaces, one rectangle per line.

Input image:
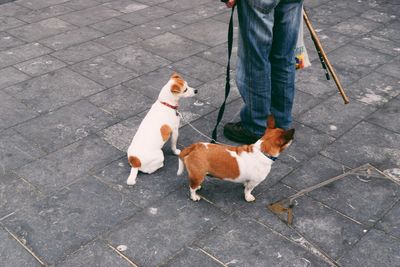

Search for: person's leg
xmin=235 ymin=0 xmax=278 ymax=136
xmin=270 ymin=1 xmax=303 ymax=129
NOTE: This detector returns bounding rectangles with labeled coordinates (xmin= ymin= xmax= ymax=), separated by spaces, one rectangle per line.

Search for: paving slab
xmin=57 ymin=240 xmax=131 ymax=267
xmin=1 ymin=176 xmax=139 ymax=265
xmin=119 ymin=6 xmax=174 ymax=25
xmin=141 ymin=32 xmax=209 ymax=61
xmin=0 ymin=42 xmax=52 ymax=69
xmin=353 ymin=33 xmax=400 ymax=57
xmin=103 ymin=190 xmax=227 ymax=267
xmin=129 ymin=17 xmax=186 ymax=40
xmin=7 ymin=17 xmax=76 ymax=42
xmin=197 ymin=41 xmax=238 ymax=69
xmin=373 ymin=21 xmax=400 ymax=43
xmin=159 ymin=0 xmax=213 ymax=12
xmin=321 ymin=121 xmax=400 ymax=170
xmin=14 ymin=4 xmax=74 ymax=23
xmin=15 ymin=0 xmax=70 ymax=10
xmin=15 ymin=135 xmax=122 ymax=195
xmin=70 ymin=56 xmax=138 ymax=88
xmin=195 ymin=212 xmax=330 ymax=267
xmin=51 ymin=41 xmax=111 ymax=65
xmin=0 ymin=31 xmax=25 ymax=51
xmin=338 ymin=229 xmax=400 ymax=267
xmin=94 ymin=28 xmax=144 ymax=49
xmin=103 ymin=45 xmax=171 ymax=75
xmin=376 ymin=200 xmax=400 ymax=239
xmin=62 ymin=0 xmax=100 ymax=10
xmin=297 ymin=94 xmax=376 ymax=137
xmin=89 ymin=17 xmax=133 ymax=34
xmin=0 ymin=227 xmax=42 ymax=267
xmin=39 ymin=27 xmax=104 ymax=51
xmin=14 ymin=55 xmax=67 ymax=76
xmin=169 ymin=2 xmax=227 ymax=24
xmin=160 ymin=246 xmax=222 ymax=267
xmin=306 ymin=3 xmax=358 ymax=27
xmin=292 ymin=90 xmax=323 ymax=118
xmin=376 ymin=55 xmax=400 ymax=79
xmin=102 ymin=0 xmax=148 ymax=14
xmin=0 ymin=66 xmax=30 ymax=89
xmin=0 ymin=2 xmax=31 ymax=17
xmin=58 ymin=6 xmax=122 ymax=26
xmin=330 ymin=17 xmax=382 ymax=37
xmin=0 ymin=15 xmax=26 ymax=31
xmin=14 ymin=99 xmax=117 ymax=153
xmin=367 ymin=98 xmax=400 ymax=134
xmin=8 ymin=68 xmax=105 ymax=113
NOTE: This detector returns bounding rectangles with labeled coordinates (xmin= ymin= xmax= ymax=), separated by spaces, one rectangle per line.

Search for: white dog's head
xmin=159 ymin=72 xmax=197 ymax=102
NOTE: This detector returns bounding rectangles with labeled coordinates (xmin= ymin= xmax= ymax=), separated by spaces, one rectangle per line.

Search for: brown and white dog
xmin=126 ymin=73 xmax=197 ymax=186
xmin=177 ymin=115 xmax=294 ymax=202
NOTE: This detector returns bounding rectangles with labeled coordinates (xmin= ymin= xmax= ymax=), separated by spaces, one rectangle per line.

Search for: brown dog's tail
xmin=177 ymin=144 xmax=198 ymax=176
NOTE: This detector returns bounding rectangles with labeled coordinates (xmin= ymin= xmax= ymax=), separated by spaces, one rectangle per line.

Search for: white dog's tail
xmin=177 ymin=158 xmax=184 ymax=176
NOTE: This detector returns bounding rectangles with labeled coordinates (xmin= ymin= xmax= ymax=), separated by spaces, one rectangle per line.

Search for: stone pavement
xmin=0 ymin=0 xmax=399 ymax=266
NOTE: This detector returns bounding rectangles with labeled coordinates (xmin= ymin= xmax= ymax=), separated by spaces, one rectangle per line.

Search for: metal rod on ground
xmin=303 ymin=9 xmax=350 ymax=104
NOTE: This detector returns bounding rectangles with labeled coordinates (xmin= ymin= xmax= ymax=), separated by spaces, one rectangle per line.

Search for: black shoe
xmin=223 ymin=122 xmax=261 ymax=144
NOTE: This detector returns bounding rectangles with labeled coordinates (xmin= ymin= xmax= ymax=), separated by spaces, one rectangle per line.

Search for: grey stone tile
xmin=0 ymin=91 xmax=37 ymax=130
xmin=360 ymin=9 xmax=396 ymax=23
xmin=375 ymin=3 xmax=400 ymax=17
xmin=141 ymin=32 xmax=209 ymax=62
xmin=367 ymin=98 xmax=400 ymax=134
xmin=119 ymin=6 xmax=173 ymax=25
xmin=0 ymin=43 xmax=52 ymax=69
xmin=330 ymin=17 xmax=382 ymax=37
xmin=129 ymin=17 xmax=186 ymax=40
xmin=313 ymin=29 xmax=352 ymax=53
xmin=97 ymin=115 xmax=144 ymax=152
xmin=51 ymin=41 xmax=111 ymax=65
xmin=57 ymin=240 xmax=131 ymax=267
xmin=6 ymin=18 xmax=76 ymax=42
xmin=0 ymin=16 xmax=26 ymax=31
xmin=104 ymin=191 xmax=227 ymax=267
xmin=0 ymin=227 xmax=42 ymax=267
xmin=0 ymin=67 xmax=30 ymax=89
xmin=352 ymin=34 xmax=400 ymax=57
xmin=292 ymin=90 xmax=323 ymax=119
xmin=321 ymin=121 xmax=400 ymax=170
xmin=102 ymin=0 xmax=148 ymax=13
xmin=0 ymin=2 xmax=31 ymax=17
xmin=306 ymin=4 xmax=358 ymax=27
xmin=39 ymin=27 xmax=104 ymax=51
xmin=89 ymin=17 xmax=132 ymax=34
xmin=346 ymin=72 xmax=400 ymax=107
xmin=70 ymin=56 xmax=138 ymax=88
xmin=15 ymin=4 xmax=74 ymax=23
xmin=160 ymin=246 xmax=222 ymax=267
xmin=203 ymin=97 xmax=242 ymax=124
xmin=9 ymin=68 xmax=105 ymax=113
xmin=278 ymin=122 xmax=335 ymax=167
xmin=62 ymin=0 xmax=100 ymax=10
xmin=195 ymin=213 xmax=330 ymax=267
xmin=282 ymin=154 xmax=347 ymax=191
xmin=94 ymin=154 xmax=185 ymax=208
xmin=14 ymin=99 xmax=117 ymax=153
xmin=122 ymin=67 xmax=203 ymax=99
xmin=1 ymin=176 xmax=139 ymax=265
xmin=0 ymin=171 xmax=41 ymax=219
xmin=15 ymin=0 xmax=70 ymax=9
xmin=173 ymin=19 xmax=228 ymax=46
xmin=58 ymin=6 xmax=122 ymax=26
xmin=326 ymin=0 xmax=379 ymax=13
xmin=159 ymin=0 xmax=213 ymax=12
xmin=302 ymin=0 xmax=330 ymax=8
xmin=0 ymin=129 xmax=45 ymax=171
xmin=338 ymin=229 xmax=400 ymax=267
xmin=0 ymin=31 xmax=25 ymax=51
xmin=175 ymin=98 xmax=217 ymax=127
xmin=14 ymin=55 xmax=66 ymax=76
xmin=198 ymin=42 xmax=238 ymax=69
xmin=195 ymin=75 xmax=240 ymax=108
xmin=307 ymin=171 xmax=400 ymax=226
xmin=376 ymin=56 xmax=400 ymax=79
xmin=134 ymin=0 xmax=169 ymax=5
xmin=15 ymin=135 xmax=122 ymax=195
xmin=327 ymin=44 xmax=393 ymax=86
xmin=94 ymin=28 xmax=143 ymax=50
xmin=373 ymin=21 xmax=400 ymax=43
xmin=88 ymin=84 xmax=152 ymax=119
xmin=376 ymin=200 xmax=400 ymax=239
xmin=103 ymin=45 xmax=170 ymax=75
xmin=171 ymin=56 xmax=224 ymax=83
xmin=169 ymin=2 xmax=227 ymax=24
xmin=291 ymin=196 xmax=367 ymax=260
xmin=297 ymin=94 xmax=376 ymax=137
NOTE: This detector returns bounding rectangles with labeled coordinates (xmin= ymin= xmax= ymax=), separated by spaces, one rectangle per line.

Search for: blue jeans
xmin=236 ymin=0 xmax=303 ymax=135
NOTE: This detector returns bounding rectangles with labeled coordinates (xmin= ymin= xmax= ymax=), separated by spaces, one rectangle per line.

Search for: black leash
xmin=211 ymin=5 xmax=235 ymax=143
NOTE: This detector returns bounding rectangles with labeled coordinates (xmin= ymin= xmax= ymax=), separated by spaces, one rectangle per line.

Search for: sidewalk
xmin=0 ymin=0 xmax=399 ymax=266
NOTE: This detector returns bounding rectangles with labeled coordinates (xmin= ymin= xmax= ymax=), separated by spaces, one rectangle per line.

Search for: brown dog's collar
xmin=159 ymin=101 xmax=178 ymax=110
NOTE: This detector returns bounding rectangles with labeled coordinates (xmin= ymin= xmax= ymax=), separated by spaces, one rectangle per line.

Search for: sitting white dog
xmin=126 ymin=73 xmax=197 ymax=185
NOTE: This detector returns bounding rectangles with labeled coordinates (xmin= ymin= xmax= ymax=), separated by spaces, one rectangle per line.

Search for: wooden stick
xmin=303 ymin=9 xmax=350 ymax=104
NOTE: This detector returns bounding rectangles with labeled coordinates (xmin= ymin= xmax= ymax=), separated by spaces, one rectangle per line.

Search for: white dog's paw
xmin=190 ymin=194 xmax=201 ymax=201
xmin=245 ymin=194 xmax=255 ymax=202
xmin=173 ymin=149 xmax=181 ymax=155
xmin=126 ymin=179 xmax=136 ymax=186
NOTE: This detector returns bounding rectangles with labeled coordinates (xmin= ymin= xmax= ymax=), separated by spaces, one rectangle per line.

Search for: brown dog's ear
xmin=171 ymin=72 xmax=181 ymax=79
xmin=267 ymin=114 xmax=275 ymax=129
xmin=171 ymin=83 xmax=181 ymax=94
xmin=283 ymin=129 xmax=295 ymax=142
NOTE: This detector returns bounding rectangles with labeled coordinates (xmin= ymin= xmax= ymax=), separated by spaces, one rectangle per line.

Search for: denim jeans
xmin=236 ymin=0 xmax=303 ymax=135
